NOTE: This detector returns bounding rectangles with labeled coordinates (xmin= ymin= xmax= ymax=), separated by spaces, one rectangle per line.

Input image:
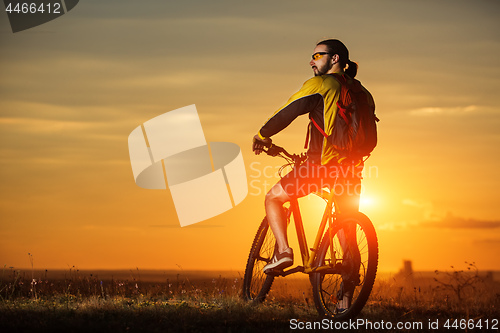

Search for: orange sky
xmin=1 ymin=0 xmax=499 ymax=273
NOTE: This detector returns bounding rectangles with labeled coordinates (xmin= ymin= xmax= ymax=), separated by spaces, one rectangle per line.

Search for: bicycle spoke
xmin=243 ymin=218 xmax=277 ymax=303
xmin=312 ymin=213 xmax=378 ymax=319
xmin=255 ymin=256 xmax=271 ymax=263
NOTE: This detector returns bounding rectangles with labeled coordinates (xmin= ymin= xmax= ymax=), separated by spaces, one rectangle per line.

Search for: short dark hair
xmin=317 ymin=39 xmax=358 ymax=78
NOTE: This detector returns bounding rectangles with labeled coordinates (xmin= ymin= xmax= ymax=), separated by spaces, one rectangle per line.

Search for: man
xmin=252 ymin=39 xmax=364 ymax=273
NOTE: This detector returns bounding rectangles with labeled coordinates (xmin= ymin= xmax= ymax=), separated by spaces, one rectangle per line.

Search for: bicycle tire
xmin=242 ymin=217 xmax=276 ymax=303
xmin=311 ymin=212 xmax=378 ymax=320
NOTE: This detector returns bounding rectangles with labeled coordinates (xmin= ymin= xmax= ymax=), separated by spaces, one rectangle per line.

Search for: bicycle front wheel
xmin=311 ymin=212 xmax=378 ymax=320
xmin=242 ymin=217 xmax=276 ymax=303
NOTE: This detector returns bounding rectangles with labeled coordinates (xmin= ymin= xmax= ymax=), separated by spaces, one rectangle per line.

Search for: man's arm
xmin=254 ymin=76 xmax=325 ymax=147
xmin=258 ymin=93 xmax=322 ymax=139
xmin=252 ymin=94 xmax=322 ymax=154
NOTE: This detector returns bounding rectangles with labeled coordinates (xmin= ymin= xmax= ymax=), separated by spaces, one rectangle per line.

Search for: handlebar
xmin=259 ymin=144 xmax=307 ymax=165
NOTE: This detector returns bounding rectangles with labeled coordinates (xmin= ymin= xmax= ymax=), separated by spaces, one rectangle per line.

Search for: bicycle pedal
xmin=264 ymin=268 xmax=282 ymax=276
xmin=280 ymin=266 xmax=304 ymax=276
xmin=265 ymin=266 xmax=304 ymax=277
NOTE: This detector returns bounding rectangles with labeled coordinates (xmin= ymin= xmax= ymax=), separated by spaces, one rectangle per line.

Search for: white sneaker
xmin=263 ymin=248 xmax=293 ymax=273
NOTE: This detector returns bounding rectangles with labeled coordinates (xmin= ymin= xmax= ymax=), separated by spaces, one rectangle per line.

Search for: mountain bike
xmin=242 ymin=144 xmax=378 ymax=320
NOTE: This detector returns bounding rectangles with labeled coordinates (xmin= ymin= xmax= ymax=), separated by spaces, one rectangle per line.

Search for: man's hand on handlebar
xmin=252 ymin=135 xmax=272 ymax=155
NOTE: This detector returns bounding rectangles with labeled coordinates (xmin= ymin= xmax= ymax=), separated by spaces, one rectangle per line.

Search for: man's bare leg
xmin=265 ymin=183 xmax=291 ymax=254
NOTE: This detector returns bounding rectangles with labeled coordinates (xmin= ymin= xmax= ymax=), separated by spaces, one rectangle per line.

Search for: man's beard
xmin=313 ymin=63 xmax=331 ymax=76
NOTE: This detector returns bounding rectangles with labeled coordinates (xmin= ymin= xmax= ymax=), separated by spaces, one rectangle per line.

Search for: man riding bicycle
xmin=252 ymin=39 xmax=369 ymax=276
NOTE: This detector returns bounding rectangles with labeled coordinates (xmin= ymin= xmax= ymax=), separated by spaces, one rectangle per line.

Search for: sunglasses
xmin=311 ymin=52 xmax=332 ymax=61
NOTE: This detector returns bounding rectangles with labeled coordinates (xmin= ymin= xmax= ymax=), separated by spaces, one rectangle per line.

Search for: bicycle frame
xmin=260 ymin=143 xmax=358 ymax=278
xmin=245 ymin=143 xmax=377 ymax=319
xmin=280 ymin=189 xmax=342 ymax=276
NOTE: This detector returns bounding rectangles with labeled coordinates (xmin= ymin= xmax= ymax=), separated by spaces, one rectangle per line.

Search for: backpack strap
xmin=305 ymin=74 xmax=355 ymax=149
xmin=311 ymin=117 xmax=328 ymax=138
xmin=331 ymin=73 xmax=351 ymax=123
xmin=331 ymin=72 xmax=348 ymax=86
xmin=304 ymin=118 xmax=327 ymax=149
xmin=336 ymin=102 xmax=349 ymax=123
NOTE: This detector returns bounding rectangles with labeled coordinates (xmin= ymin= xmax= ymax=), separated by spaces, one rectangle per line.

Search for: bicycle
xmin=242 ymin=143 xmax=378 ymax=320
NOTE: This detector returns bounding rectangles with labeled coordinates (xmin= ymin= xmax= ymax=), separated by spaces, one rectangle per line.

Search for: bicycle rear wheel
xmin=311 ymin=212 xmax=378 ymax=320
xmin=242 ymin=217 xmax=276 ymax=303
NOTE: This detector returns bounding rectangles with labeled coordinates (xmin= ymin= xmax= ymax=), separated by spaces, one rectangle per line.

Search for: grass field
xmin=0 ymin=264 xmax=498 ymax=332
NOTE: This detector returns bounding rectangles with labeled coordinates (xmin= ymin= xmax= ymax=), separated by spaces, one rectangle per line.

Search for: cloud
xmin=420 ymin=212 xmax=500 ymax=229
xmin=402 ymin=199 xmax=436 ymax=220
xmin=473 ymin=238 xmax=500 ymax=246
xmin=396 ymin=200 xmax=500 ymax=231
xmin=409 ymin=105 xmax=480 ymax=116
xmin=148 ymin=224 xmax=223 ymax=228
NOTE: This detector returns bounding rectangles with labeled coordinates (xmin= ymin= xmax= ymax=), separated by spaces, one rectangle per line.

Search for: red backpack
xmin=317 ymin=73 xmax=379 ymax=163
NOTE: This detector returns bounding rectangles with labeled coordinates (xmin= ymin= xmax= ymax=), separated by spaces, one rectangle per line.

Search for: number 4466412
xmin=444 ymin=319 xmax=498 ymax=330
xmin=5 ymin=2 xmax=62 ymax=14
